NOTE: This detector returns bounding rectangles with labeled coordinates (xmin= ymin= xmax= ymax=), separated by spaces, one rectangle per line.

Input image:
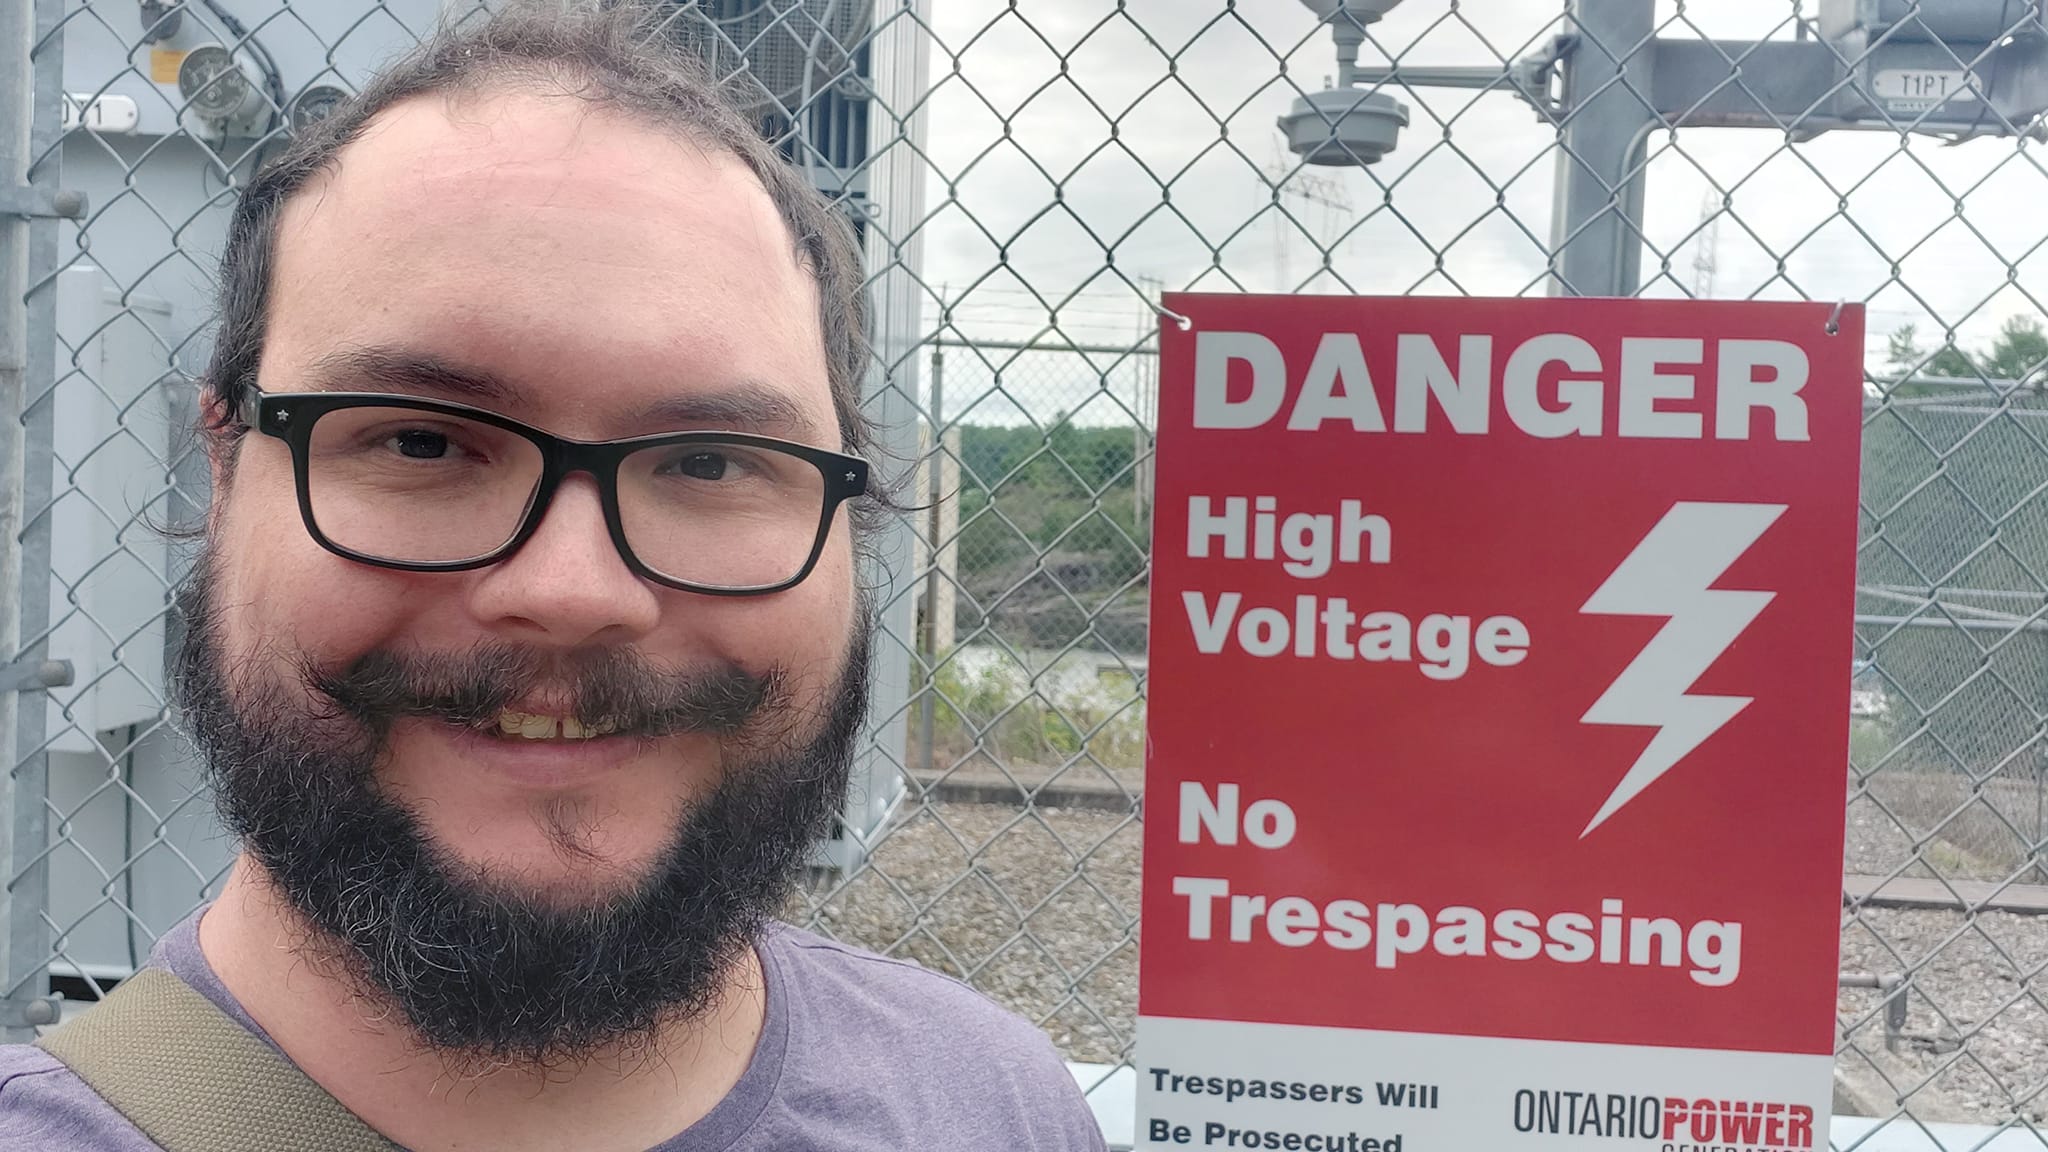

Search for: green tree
xmin=1980 ymin=315 xmax=2048 ymax=385
xmin=949 ymin=419 xmax=1151 ymax=650
xmin=1887 ymin=316 xmax=2048 ymax=393
xmin=1886 ymin=322 xmax=1975 ymax=392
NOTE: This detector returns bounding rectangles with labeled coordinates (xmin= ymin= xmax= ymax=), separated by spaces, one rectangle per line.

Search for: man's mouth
xmin=490 ymin=709 xmax=621 ymax=741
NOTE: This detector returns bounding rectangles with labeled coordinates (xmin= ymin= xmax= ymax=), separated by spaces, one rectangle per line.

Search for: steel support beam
xmin=1550 ymin=0 xmax=1658 ymax=297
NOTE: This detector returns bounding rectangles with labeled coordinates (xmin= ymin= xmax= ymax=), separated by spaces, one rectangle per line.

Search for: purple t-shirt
xmin=0 ymin=910 xmax=1108 ymax=1150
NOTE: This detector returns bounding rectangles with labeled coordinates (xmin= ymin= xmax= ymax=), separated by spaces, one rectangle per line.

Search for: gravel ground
xmin=798 ymin=801 xmax=1140 ymax=1063
xmin=1838 ymin=773 xmax=2048 ymax=1122
xmin=1847 ymin=770 xmax=2048 ymax=883
xmin=1837 ymin=908 xmax=2048 ymax=1124
xmin=800 ymin=799 xmax=2047 ymax=1128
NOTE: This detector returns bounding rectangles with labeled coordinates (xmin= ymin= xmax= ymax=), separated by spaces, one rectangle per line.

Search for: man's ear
xmin=196 ymin=381 xmax=238 ymax=499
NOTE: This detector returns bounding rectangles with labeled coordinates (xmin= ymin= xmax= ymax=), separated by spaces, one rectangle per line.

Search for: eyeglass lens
xmin=302 ymin=405 xmax=828 ymax=589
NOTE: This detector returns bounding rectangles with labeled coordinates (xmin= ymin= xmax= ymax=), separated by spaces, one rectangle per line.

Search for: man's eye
xmin=668 ymin=451 xmax=731 ymax=480
xmin=388 ymin=429 xmax=453 ymax=460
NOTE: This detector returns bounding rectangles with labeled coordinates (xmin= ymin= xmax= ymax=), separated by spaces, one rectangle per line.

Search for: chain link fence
xmin=3 ymin=0 xmax=2047 ymax=1146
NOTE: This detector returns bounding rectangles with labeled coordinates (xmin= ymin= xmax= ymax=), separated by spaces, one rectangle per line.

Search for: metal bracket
xmin=0 ymin=185 xmax=87 ymax=220
xmin=1343 ymin=33 xmax=1576 ymax=122
xmin=0 ymin=994 xmax=61 ymax=1029
xmin=0 ymin=657 xmax=72 ymax=694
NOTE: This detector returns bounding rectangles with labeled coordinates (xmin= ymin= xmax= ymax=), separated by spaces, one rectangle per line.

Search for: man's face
xmin=189 ymin=87 xmax=865 ymax=1057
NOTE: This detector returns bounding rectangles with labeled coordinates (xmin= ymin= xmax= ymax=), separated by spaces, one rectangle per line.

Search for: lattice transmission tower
xmin=1264 ymin=140 xmax=1355 ymax=291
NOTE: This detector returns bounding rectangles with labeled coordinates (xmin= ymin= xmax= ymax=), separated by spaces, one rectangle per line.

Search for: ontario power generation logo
xmin=1511 ymin=1090 xmax=1818 ymax=1152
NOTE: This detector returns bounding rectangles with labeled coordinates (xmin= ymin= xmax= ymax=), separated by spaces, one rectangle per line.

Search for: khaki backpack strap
xmin=34 ymin=967 xmax=402 ymax=1152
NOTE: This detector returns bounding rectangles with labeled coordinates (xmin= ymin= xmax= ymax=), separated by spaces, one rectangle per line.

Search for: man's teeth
xmin=494 ymin=710 xmax=617 ymax=740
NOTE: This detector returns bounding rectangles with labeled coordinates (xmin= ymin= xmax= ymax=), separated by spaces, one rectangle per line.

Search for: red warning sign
xmin=1137 ymin=294 xmax=1862 ymax=1152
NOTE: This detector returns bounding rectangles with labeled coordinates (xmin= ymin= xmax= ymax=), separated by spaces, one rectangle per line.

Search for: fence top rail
xmin=930 ymin=336 xmax=1159 ymax=356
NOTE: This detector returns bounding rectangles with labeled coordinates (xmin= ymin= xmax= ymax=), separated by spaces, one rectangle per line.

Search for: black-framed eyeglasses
xmin=240 ymin=388 xmax=869 ymax=596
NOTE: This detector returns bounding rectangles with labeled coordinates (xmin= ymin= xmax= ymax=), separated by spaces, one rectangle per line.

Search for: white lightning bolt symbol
xmin=1578 ymin=501 xmax=1787 ymax=838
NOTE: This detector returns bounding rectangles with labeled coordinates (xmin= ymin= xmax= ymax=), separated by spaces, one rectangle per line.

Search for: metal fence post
xmin=0 ymin=0 xmax=31 ymax=1044
xmin=0 ymin=0 xmax=63 ymax=1043
xmin=919 ymin=345 xmax=944 ymax=782
xmin=1551 ymin=0 xmax=1657 ymax=297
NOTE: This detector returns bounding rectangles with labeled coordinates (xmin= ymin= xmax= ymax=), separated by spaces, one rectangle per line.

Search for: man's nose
xmin=467 ymin=475 xmax=662 ymax=647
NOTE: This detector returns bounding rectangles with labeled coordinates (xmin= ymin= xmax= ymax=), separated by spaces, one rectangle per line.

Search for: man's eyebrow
xmin=633 ymin=383 xmax=824 ymax=439
xmin=305 ymin=349 xmax=826 ymax=440
xmin=307 ymin=346 xmax=527 ymax=407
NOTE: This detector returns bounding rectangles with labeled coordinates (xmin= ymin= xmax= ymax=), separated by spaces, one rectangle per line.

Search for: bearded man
xmin=0 ymin=4 xmax=1107 ymax=1149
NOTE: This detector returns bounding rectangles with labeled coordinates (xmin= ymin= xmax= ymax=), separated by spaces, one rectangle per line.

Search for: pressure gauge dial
xmin=176 ymin=44 xmax=262 ymax=124
xmin=290 ymin=84 xmax=351 ymax=134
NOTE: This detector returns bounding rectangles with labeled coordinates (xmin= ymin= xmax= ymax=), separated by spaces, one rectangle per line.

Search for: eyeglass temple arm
xmin=236 ymin=385 xmax=265 ymax=430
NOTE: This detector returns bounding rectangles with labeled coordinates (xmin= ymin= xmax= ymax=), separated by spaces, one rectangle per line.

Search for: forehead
xmin=261 ymin=86 xmax=833 ymax=441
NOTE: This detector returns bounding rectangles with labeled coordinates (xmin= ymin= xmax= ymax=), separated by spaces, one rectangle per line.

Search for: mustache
xmin=304 ymin=643 xmax=779 ymax=739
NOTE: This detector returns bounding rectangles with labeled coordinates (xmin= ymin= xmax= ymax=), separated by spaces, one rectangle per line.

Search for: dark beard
xmin=171 ymin=557 xmax=867 ymax=1067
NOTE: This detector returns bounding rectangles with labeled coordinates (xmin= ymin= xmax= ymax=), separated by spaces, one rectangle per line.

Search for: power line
xmin=1262 ymin=139 xmax=1355 ymax=291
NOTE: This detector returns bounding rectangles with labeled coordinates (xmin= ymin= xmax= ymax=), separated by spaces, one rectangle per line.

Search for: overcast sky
xmin=903 ymin=0 xmax=2048 ymax=424
xmin=81 ymin=0 xmax=2038 ymax=426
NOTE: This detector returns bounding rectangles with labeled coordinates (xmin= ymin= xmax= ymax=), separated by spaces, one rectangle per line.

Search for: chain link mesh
xmin=5 ymin=0 xmax=2047 ymax=1144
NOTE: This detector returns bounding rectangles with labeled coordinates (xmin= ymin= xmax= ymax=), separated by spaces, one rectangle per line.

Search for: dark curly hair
xmin=202 ymin=1 xmax=881 ymax=516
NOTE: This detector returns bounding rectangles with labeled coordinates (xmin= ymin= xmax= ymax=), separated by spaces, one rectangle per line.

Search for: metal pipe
xmin=0 ymin=0 xmax=60 ymax=1044
xmin=919 ymin=347 xmax=944 ymax=784
xmin=1330 ymin=16 xmax=1364 ymax=90
xmin=1346 ymin=64 xmax=1522 ymax=90
xmin=1862 ymin=584 xmax=2048 ymax=602
xmin=1549 ymin=0 xmax=1658 ymax=297
xmin=1856 ymin=614 xmax=2048 ymax=632
xmin=1857 ymin=586 xmax=2033 ymax=622
xmin=0 ymin=0 xmax=31 ymax=1046
xmin=10 ymin=0 xmax=60 ymax=1040
xmin=1838 ymin=971 xmax=1909 ymax=1051
xmin=1878 ymin=374 xmax=2047 ymax=391
xmin=929 ymin=336 xmax=1156 ymax=356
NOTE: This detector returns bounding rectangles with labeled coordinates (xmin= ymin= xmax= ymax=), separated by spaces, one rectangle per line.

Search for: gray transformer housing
xmin=1818 ymin=0 xmax=2048 ymax=129
xmin=48 ymin=0 xmax=924 ymax=983
xmin=1818 ymin=0 xmax=2048 ymax=43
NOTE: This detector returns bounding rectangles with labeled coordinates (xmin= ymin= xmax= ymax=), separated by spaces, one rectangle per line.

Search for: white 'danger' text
xmin=1194 ymin=329 xmax=1808 ymax=439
